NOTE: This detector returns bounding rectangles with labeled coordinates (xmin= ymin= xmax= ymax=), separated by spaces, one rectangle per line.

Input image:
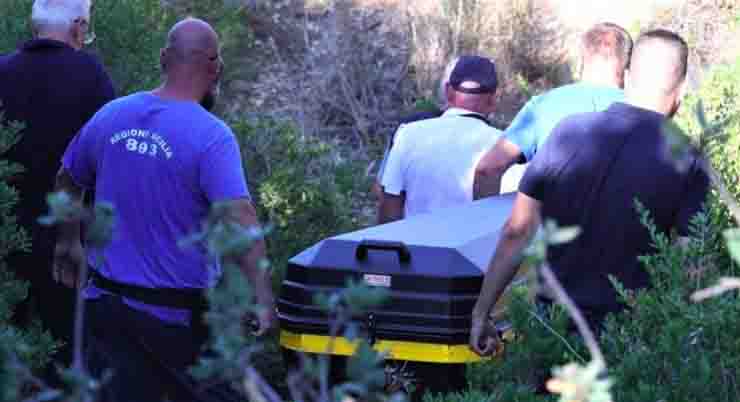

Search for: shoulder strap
xmin=460 ymin=113 xmax=492 ymax=127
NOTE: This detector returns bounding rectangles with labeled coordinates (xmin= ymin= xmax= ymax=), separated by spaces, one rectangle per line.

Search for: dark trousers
xmin=84 ymin=295 xmax=239 ymax=402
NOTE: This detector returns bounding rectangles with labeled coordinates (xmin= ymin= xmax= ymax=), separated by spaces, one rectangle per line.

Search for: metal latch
xmin=367 ymin=312 xmax=377 ymax=345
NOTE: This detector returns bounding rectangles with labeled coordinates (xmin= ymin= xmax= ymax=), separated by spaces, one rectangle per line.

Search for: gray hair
xmin=31 ymin=0 xmax=90 ymax=34
xmin=437 ymin=56 xmax=460 ymax=109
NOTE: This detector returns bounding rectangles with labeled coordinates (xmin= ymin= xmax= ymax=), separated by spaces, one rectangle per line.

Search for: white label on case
xmin=363 ymin=274 xmax=391 ymax=288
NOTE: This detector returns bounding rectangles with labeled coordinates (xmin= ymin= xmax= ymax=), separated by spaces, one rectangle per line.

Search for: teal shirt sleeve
xmin=504 ymin=96 xmax=541 ymax=162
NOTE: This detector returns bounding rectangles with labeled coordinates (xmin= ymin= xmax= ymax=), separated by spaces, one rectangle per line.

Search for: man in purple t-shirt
xmin=53 ymin=18 xmax=274 ymax=401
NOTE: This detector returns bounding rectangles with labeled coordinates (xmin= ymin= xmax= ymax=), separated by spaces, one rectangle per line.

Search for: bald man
xmin=470 ymin=30 xmax=709 ymax=356
xmin=54 ymin=18 xmax=273 ymax=401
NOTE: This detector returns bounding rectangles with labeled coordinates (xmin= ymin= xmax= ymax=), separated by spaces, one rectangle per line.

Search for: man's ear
xmin=30 ymin=18 xmax=39 ymax=38
xmin=160 ymin=48 xmax=168 ymax=71
xmin=486 ymin=92 xmax=497 ymax=113
xmin=69 ymin=22 xmax=83 ymax=50
xmin=445 ymin=83 xmax=455 ymax=105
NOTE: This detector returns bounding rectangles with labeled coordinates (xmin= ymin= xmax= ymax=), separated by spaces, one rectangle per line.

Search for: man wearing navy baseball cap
xmin=448 ymin=55 xmax=498 ymax=94
xmin=378 ymin=55 xmax=502 ymax=223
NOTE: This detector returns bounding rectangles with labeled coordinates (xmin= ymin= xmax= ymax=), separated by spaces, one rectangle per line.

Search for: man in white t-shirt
xmin=378 ymin=55 xmax=502 ymax=223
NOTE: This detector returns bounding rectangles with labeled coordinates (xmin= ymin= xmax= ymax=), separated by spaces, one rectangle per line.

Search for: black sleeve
xmin=92 ymin=61 xmax=116 ymax=111
xmin=518 ymin=125 xmax=566 ymax=202
xmin=518 ymin=152 xmax=548 ymax=201
xmin=674 ymin=157 xmax=711 ymax=236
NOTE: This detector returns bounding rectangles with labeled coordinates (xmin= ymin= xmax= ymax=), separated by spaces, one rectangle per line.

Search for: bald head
xmin=158 ymin=18 xmax=223 ymax=110
xmin=628 ymin=30 xmax=688 ymax=96
xmin=164 ymin=18 xmax=219 ymax=69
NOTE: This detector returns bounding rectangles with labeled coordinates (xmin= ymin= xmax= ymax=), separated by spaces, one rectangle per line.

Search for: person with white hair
xmin=31 ymin=0 xmax=96 ymax=48
xmin=0 ymin=0 xmax=114 ymax=377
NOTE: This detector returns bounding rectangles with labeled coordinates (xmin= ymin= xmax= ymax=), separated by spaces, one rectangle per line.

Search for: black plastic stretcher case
xmin=278 ymin=193 xmax=521 ymax=365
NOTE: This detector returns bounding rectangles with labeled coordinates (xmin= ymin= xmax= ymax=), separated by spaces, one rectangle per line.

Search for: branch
xmin=243 ymin=366 xmax=284 ymax=402
xmin=702 ymin=158 xmax=740 ymax=226
xmin=249 ymin=367 xmax=284 ymax=402
xmin=72 ymin=261 xmax=89 ymax=370
xmin=540 ymin=265 xmax=605 ymax=366
xmin=691 ymin=277 xmax=740 ymax=302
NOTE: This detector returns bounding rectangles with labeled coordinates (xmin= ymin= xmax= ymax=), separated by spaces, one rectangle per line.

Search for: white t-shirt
xmin=381 ymin=108 xmax=503 ymax=218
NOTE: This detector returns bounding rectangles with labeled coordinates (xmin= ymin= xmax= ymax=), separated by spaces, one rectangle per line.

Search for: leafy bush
xmin=676 ymin=59 xmax=740 ymax=200
xmin=0 ymin=0 xmax=30 ymax=52
xmin=88 ymin=0 xmax=177 ymax=95
xmin=231 ymin=115 xmax=370 ymax=289
xmin=0 ymin=117 xmax=58 ymax=400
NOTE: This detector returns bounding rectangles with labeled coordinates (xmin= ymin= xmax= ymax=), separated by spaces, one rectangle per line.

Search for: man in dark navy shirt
xmin=0 ymin=0 xmax=115 ymax=367
xmin=470 ymin=30 xmax=709 ymax=356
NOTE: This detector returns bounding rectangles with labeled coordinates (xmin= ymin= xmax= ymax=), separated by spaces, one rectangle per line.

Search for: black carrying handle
xmin=355 ymin=239 xmax=411 ymax=264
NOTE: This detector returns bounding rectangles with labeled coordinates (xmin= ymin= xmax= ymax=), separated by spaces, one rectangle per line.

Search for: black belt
xmin=88 ymin=269 xmax=208 ymax=311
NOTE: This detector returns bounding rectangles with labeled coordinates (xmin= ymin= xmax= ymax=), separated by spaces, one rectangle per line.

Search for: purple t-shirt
xmin=62 ymin=92 xmax=250 ymax=325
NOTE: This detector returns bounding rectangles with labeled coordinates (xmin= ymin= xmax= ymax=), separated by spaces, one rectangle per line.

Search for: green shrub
xmin=676 ymin=59 xmax=740 ymax=201
xmin=0 ymin=117 xmax=58 ymax=400
xmin=231 ymin=116 xmax=370 ymax=289
xmin=0 ymin=0 xmax=30 ymax=52
xmin=90 ymin=0 xmax=254 ymax=98
xmin=88 ymin=0 xmax=177 ymax=95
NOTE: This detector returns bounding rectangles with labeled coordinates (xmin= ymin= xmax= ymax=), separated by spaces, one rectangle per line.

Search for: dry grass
xmin=404 ymin=0 xmax=572 ymax=126
xmin=227 ymin=0 xmax=738 ymax=150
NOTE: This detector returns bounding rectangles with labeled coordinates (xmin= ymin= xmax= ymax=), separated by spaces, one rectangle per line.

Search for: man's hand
xmin=251 ymin=305 xmax=277 ymax=336
xmin=377 ymin=192 xmax=404 ymax=224
xmin=473 ymin=138 xmax=522 ymax=199
xmin=469 ymin=314 xmax=499 ymax=356
xmin=226 ymin=198 xmax=277 ymax=336
xmin=53 ymin=240 xmax=85 ymax=288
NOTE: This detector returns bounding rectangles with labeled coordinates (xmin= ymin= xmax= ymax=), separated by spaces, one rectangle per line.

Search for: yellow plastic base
xmin=280 ymin=330 xmax=500 ymax=364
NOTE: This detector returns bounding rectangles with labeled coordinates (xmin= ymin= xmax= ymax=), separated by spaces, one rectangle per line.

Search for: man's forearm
xmin=241 ymin=237 xmax=274 ymax=307
xmin=474 ymin=138 xmax=522 ymax=199
xmin=231 ymin=199 xmax=274 ymax=308
xmin=473 ymin=222 xmax=536 ymax=319
xmin=54 ymin=168 xmax=85 ymax=241
xmin=473 ymin=173 xmax=502 ymax=200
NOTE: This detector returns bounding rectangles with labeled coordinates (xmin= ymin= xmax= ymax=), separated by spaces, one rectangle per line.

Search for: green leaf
xmin=695 ymin=99 xmax=708 ymax=130
xmin=548 ymin=226 xmax=581 ymax=245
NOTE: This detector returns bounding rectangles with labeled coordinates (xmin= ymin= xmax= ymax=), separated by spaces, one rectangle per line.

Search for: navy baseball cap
xmin=448 ymin=55 xmax=498 ymax=94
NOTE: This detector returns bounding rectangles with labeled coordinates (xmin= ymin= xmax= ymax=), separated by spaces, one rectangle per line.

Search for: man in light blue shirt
xmin=474 ymin=22 xmax=633 ymax=195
